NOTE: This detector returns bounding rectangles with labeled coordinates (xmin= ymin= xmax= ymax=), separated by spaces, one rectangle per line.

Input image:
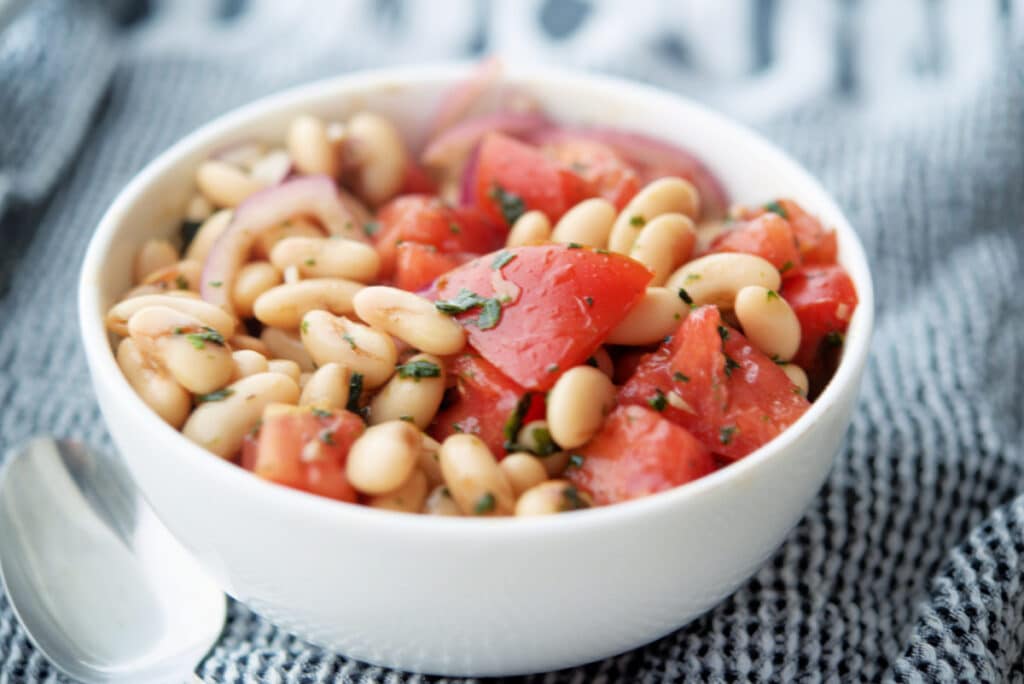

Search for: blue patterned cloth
xmin=2 ymin=1 xmax=1023 ymax=681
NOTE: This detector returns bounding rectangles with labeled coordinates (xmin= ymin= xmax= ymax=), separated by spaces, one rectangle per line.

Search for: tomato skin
xmin=566 ymin=405 xmax=715 ymax=505
xmin=374 ymin=195 xmax=504 ymax=278
xmin=742 ymin=200 xmax=837 ymax=266
xmin=393 ymin=242 xmax=468 ymax=292
xmin=433 ymin=244 xmax=652 ymax=391
xmin=619 ymin=306 xmax=810 ymax=460
xmin=244 ymin=406 xmax=365 ymax=502
xmin=782 ymin=265 xmax=858 ymax=375
xmin=541 ymin=138 xmax=640 ymax=209
xmin=429 ymin=353 xmax=544 ymax=458
xmin=475 ymin=133 xmax=593 ymax=225
xmin=400 ymin=162 xmax=437 ymax=195
xmin=711 ymin=213 xmax=802 ymax=272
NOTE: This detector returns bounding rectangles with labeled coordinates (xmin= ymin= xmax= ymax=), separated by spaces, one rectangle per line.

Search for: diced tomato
xmin=374 ymin=195 xmax=504 ymax=278
xmin=742 ymin=200 xmax=837 ymax=266
xmin=566 ymin=405 xmax=715 ymax=505
xmin=710 ymin=213 xmax=802 ymax=272
xmin=541 ymin=138 xmax=640 ymax=209
xmin=782 ymin=265 xmax=858 ymax=382
xmin=429 ymin=353 xmax=544 ymax=457
xmin=393 ymin=242 xmax=467 ymax=292
xmin=475 ymin=133 xmax=593 ymax=225
xmin=610 ymin=345 xmax=658 ymax=385
xmin=400 ymin=162 xmax=437 ymax=195
xmin=433 ymin=244 xmax=652 ymax=391
xmin=619 ymin=306 xmax=809 ymax=460
xmin=243 ymin=405 xmax=365 ymax=502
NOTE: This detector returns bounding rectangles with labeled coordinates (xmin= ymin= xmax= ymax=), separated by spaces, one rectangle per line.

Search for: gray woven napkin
xmin=1 ymin=1 xmax=1023 ymax=682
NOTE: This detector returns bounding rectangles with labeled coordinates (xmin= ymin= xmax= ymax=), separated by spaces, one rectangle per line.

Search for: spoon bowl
xmin=0 ymin=438 xmax=225 ymax=684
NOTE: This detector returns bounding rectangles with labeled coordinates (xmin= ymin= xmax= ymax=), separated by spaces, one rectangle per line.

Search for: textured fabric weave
xmin=1 ymin=1 xmax=1023 ymax=681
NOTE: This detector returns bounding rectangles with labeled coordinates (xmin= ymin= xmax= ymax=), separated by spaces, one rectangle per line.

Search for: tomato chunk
xmin=566 ymin=405 xmax=715 ymax=505
xmin=393 ymin=242 xmax=467 ymax=292
xmin=619 ymin=306 xmax=810 ymax=460
xmin=742 ymin=200 xmax=837 ymax=266
xmin=433 ymin=244 xmax=652 ymax=391
xmin=429 ymin=353 xmax=544 ymax=457
xmin=400 ymin=162 xmax=437 ymax=195
xmin=541 ymin=138 xmax=640 ymax=209
xmin=782 ymin=265 xmax=858 ymax=384
xmin=374 ymin=195 xmax=503 ymax=278
xmin=475 ymin=133 xmax=593 ymax=225
xmin=711 ymin=212 xmax=802 ymax=272
xmin=243 ymin=405 xmax=365 ymax=502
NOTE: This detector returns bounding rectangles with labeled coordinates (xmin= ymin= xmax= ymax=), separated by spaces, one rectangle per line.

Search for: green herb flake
xmin=473 ymin=492 xmax=496 ymax=515
xmin=175 ymin=275 xmax=189 ymax=290
xmin=396 ymin=359 xmax=442 ymax=380
xmin=491 ymin=250 xmax=517 ymax=270
xmin=719 ymin=425 xmax=738 ymax=445
xmin=399 ymin=415 xmax=415 ymax=422
xmin=435 ymin=288 xmax=489 ymax=314
xmin=502 ymin=393 xmax=533 ymax=451
xmin=304 ymin=258 xmax=316 ymax=267
xmin=452 ymin=422 xmax=464 ymax=433
xmin=319 ymin=429 xmax=336 ymax=445
xmin=718 ymin=325 xmax=730 ymax=341
xmin=546 ymin=364 xmax=560 ymax=374
xmin=530 ymin=426 xmax=558 ymax=456
xmin=584 ymin=296 xmax=594 ymax=306
xmin=724 ymin=354 xmax=741 ymax=377
xmin=566 ymin=242 xmax=583 ymax=249
xmin=449 ymin=222 xmax=462 ymax=234
xmin=780 ymin=260 xmax=795 ymax=274
xmin=647 ymin=389 xmax=668 ymax=412
xmin=825 ymin=331 xmax=845 ymax=347
xmin=196 ymin=388 xmax=234 ymax=403
xmin=346 ymin=372 xmax=364 ymax=412
xmin=685 ymin=273 xmax=702 ymax=283
xmin=673 ymin=371 xmax=690 ymax=383
xmin=678 ymin=288 xmax=694 ymax=305
xmin=476 ymin=298 xmax=502 ymax=330
xmin=363 ymin=221 xmax=380 ymax=236
xmin=488 ymin=184 xmax=527 ymax=225
xmin=568 ymin=453 xmax=585 ymax=469
xmin=629 ymin=214 xmax=646 ymax=227
xmin=208 ymin=280 xmax=223 ymax=288
xmin=763 ymin=201 xmax=788 ymax=218
xmin=311 ymin=407 xmax=332 ymax=418
xmin=585 ymin=356 xmax=599 ymax=368
xmin=341 ymin=333 xmax=357 ymax=350
xmin=766 ymin=289 xmax=780 ymax=301
xmin=185 ymin=327 xmax=226 ymax=350
xmin=595 ymin=248 xmax=610 ymax=255
xmin=300 ymin=320 xmax=310 ymax=335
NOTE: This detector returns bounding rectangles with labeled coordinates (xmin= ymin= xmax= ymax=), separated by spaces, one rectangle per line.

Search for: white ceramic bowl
xmin=79 ymin=64 xmax=873 ymax=677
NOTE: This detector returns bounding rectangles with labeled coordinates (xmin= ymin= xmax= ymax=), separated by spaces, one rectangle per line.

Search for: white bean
xmin=499 ymin=452 xmax=549 ymax=496
xmin=300 ymin=310 xmax=397 ymax=388
xmin=133 ymin=239 xmax=179 ymax=285
xmin=550 ymin=198 xmax=615 ymax=247
xmin=142 ymin=260 xmax=202 ymax=293
xmin=253 ymin=278 xmax=364 ymax=329
xmin=545 ymin=366 xmax=615 ymax=449
xmin=780 ymin=363 xmax=809 ymax=397
xmin=231 ymin=349 xmax=269 ymax=380
xmin=252 ymin=218 xmax=325 ymax=260
xmin=233 ymin=262 xmax=282 ymax=319
xmin=267 ymin=359 xmax=301 ymax=383
xmin=439 ymin=434 xmax=515 ymax=516
xmin=185 ymin=194 xmax=214 ymax=223
xmin=127 ymin=306 xmax=234 ymax=395
xmin=116 ymin=338 xmax=191 ymax=428
xmin=184 ymin=209 xmax=232 ymax=264
xmin=182 ymin=372 xmax=300 ymax=458
xmin=347 ymin=112 xmax=407 ymax=206
xmin=299 ymin=362 xmax=350 ymax=410
xmin=249 ymin=148 xmax=292 ymax=186
xmin=665 ymin=253 xmax=781 ymax=309
xmin=506 ymin=210 xmax=551 ymax=247
xmin=423 ymin=484 xmax=461 ymax=516
xmin=606 ymin=287 xmax=689 ymax=346
xmin=345 ymin=420 xmax=421 ymax=495
xmin=106 ymin=294 xmax=237 ymax=339
xmin=628 ymin=213 xmax=696 ymax=285
xmin=368 ymin=469 xmax=429 ymax=513
xmin=195 ymin=160 xmax=264 ymax=208
xmin=368 ymin=353 xmax=446 ymax=428
xmin=287 ymin=114 xmax=339 ymax=178
xmin=609 ymin=177 xmax=700 ymax=253
xmin=418 ymin=433 xmax=444 ymax=486
xmin=352 ymin=286 xmax=466 ymax=356
xmin=260 ymin=327 xmax=315 ymax=371
xmin=734 ymin=285 xmax=802 ymax=362
xmin=229 ymin=334 xmax=271 ymax=357
xmin=269 ymin=236 xmax=380 ymax=282
xmin=515 ymin=480 xmax=592 ymax=516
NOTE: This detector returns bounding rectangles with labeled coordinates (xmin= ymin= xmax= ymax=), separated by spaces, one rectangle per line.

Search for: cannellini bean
xmin=515 ymin=480 xmax=592 ymax=516
xmin=628 ymin=213 xmax=696 ymax=285
xmin=185 ymin=194 xmax=214 ymax=223
xmin=499 ymin=453 xmax=549 ymax=496
xmin=269 ymin=236 xmax=380 ymax=282
xmin=780 ymin=363 xmax=809 ymax=397
xmin=116 ymin=338 xmax=191 ymax=428
xmin=346 ymin=420 xmax=421 ymax=495
xmin=546 ymin=366 xmax=616 ymax=449
xmin=369 ymin=469 xmax=429 ymax=513
xmin=515 ymin=420 xmax=557 ymax=456
xmin=606 ymin=287 xmax=689 ymax=346
xmin=267 ymin=359 xmax=301 ymax=383
xmin=287 ymin=114 xmax=339 ymax=178
xmin=299 ymin=362 xmax=350 ymax=409
xmin=230 ymin=334 xmax=271 ymax=357
xmin=439 ymin=434 xmax=516 ymax=516
xmin=423 ymin=485 xmax=461 ymax=516
xmin=195 ymin=159 xmax=264 ymax=208
xmin=142 ymin=260 xmax=203 ymax=293
xmin=253 ymin=278 xmax=363 ymax=329
xmin=609 ymin=177 xmax=700 ymax=254
xmin=734 ymin=285 xmax=802 ymax=362
xmin=550 ymin=198 xmax=615 ymax=247
xmin=260 ymin=327 xmax=315 ymax=371
xmin=694 ymin=220 xmax=728 ymax=254
xmin=249 ymin=149 xmax=291 ymax=186
xmin=106 ymin=294 xmax=237 ymax=339
xmin=231 ymin=349 xmax=269 ymax=380
xmin=368 ymin=353 xmax=446 ymax=428
xmin=665 ymin=253 xmax=781 ymax=309
xmin=253 ymin=218 xmax=325 ymax=260
xmin=282 ymin=265 xmax=301 ymax=284
xmin=506 ymin=210 xmax=551 ymax=247
xmin=298 ymin=372 xmax=312 ymax=388
xmin=589 ymin=347 xmax=614 ymax=379
xmin=352 ymin=286 xmax=465 ymax=356
xmin=418 ymin=434 xmax=444 ymax=486
xmin=133 ymin=239 xmax=179 ymax=284
xmin=232 ymin=261 xmax=283 ymax=319
xmin=127 ymin=306 xmax=234 ymax=395
xmin=347 ymin=112 xmax=407 ymax=206
xmin=182 ymin=372 xmax=300 ymax=458
xmin=300 ymin=310 xmax=397 ymax=387
xmin=184 ymin=209 xmax=232 ymax=263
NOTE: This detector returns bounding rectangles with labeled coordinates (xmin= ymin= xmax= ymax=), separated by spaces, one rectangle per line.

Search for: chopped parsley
xmin=311 ymin=407 xmax=332 ymax=418
xmin=546 ymin=364 xmax=560 ymax=373
xmin=560 ymin=486 xmax=590 ymax=511
xmin=530 ymin=426 xmax=558 ymax=456
xmin=452 ymin=422 xmax=464 ymax=433
xmin=491 ymin=250 xmax=517 ymax=270
xmin=208 ymin=280 xmax=223 ymax=288
xmin=434 ymin=288 xmax=505 ymax=329
xmin=595 ymin=248 xmax=610 ymax=255
xmin=763 ymin=201 xmax=788 ymax=218
xmin=476 ymin=298 xmax=502 ymax=329
xmin=396 ymin=359 xmax=442 ymax=379
xmin=473 ymin=492 xmax=496 ymax=515
xmin=319 ymin=429 xmax=336 ymax=445
xmin=673 ymin=371 xmax=690 ymax=383
xmin=488 ymin=184 xmax=526 ymax=225
xmin=175 ymin=274 xmax=189 ymax=290
xmin=300 ymin=320 xmax=310 ymax=335
xmin=568 ymin=453 xmax=585 ymax=469
xmin=584 ymin=296 xmax=594 ymax=306
xmin=825 ymin=331 xmax=845 ymax=347
xmin=724 ymin=354 xmax=741 ymax=377
xmin=718 ymin=325 xmax=730 ymax=341
xmin=346 ymin=372 xmax=364 ymax=412
xmin=647 ymin=389 xmax=668 ymax=412
xmin=780 ymin=260 xmax=795 ymax=274
xmin=449 ymin=222 xmax=462 ymax=234
xmin=185 ymin=327 xmax=226 ymax=350
xmin=399 ymin=415 xmax=415 ymax=422
xmin=585 ymin=356 xmax=599 ymax=368
xmin=685 ymin=273 xmax=702 ymax=283
xmin=341 ymin=333 xmax=357 ymax=350
xmin=502 ymin=394 xmax=533 ymax=451
xmin=678 ymin=288 xmax=694 ymax=305
xmin=629 ymin=214 xmax=646 ymax=227
xmin=362 ymin=220 xmax=380 ymax=236
xmin=719 ymin=425 xmax=738 ymax=445
xmin=196 ymin=388 xmax=233 ymax=403
xmin=566 ymin=242 xmax=583 ymax=249
xmin=304 ymin=257 xmax=316 ymax=267
xmin=766 ymin=289 xmax=780 ymax=301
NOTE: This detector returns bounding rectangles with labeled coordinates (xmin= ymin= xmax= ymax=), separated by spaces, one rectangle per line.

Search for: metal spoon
xmin=0 ymin=438 xmax=225 ymax=684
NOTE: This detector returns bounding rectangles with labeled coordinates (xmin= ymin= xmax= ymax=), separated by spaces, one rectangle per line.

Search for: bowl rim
xmin=78 ymin=62 xmax=874 ymax=536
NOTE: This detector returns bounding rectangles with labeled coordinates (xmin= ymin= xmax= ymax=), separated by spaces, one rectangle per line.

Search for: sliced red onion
xmin=458 ymin=143 xmax=481 ymax=206
xmin=528 ymin=126 xmax=730 ymax=220
xmin=422 ymin=111 xmax=550 ymax=168
xmin=200 ymin=175 xmax=363 ymax=314
xmin=427 ymin=57 xmax=502 ymax=140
